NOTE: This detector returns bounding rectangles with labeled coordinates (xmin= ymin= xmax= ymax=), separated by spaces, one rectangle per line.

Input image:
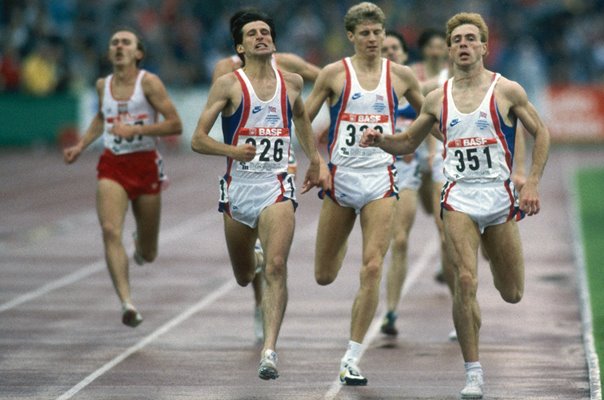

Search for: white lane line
xmin=55 ymin=278 xmax=237 ymax=400
xmin=323 ymin=237 xmax=439 ymax=400
xmin=0 ymin=212 xmax=216 ymax=314
xmin=569 ymin=172 xmax=602 ymax=400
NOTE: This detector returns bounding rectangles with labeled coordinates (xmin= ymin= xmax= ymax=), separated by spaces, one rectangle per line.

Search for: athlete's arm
xmin=190 ymin=74 xmax=256 ymax=162
xmin=304 ymin=63 xmax=339 ymax=121
xmin=360 ymin=89 xmax=440 ymax=154
xmin=275 ymin=53 xmax=320 ymax=83
xmin=506 ymin=80 xmax=550 ymax=216
xmin=511 ymin=126 xmax=527 ymax=191
xmin=286 ymin=73 xmax=330 ymax=193
xmin=63 ymin=79 xmax=105 ymax=164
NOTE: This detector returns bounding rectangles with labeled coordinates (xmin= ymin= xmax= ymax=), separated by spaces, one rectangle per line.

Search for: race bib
xmin=445 ymin=137 xmax=501 ymax=179
xmin=336 ymin=113 xmax=391 ymax=158
xmin=236 ymin=127 xmax=290 ymax=173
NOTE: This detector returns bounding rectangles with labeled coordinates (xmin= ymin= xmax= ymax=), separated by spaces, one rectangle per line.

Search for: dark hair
xmin=417 ymin=28 xmax=446 ymax=51
xmin=385 ymin=29 xmax=408 ymax=53
xmin=230 ymin=9 xmax=276 ymax=63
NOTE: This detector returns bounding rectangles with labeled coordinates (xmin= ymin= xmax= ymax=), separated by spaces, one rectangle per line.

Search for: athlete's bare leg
xmin=386 ymin=189 xmax=417 ymax=313
xmin=223 ymin=215 xmax=258 ymax=287
xmin=351 ymin=197 xmax=396 ymax=342
xmin=257 ymin=200 xmax=295 ymax=353
xmin=443 ymin=210 xmax=481 ymax=362
xmin=481 ymin=220 xmax=524 ymax=304
xmin=96 ymin=179 xmax=131 ymax=304
xmin=418 ymin=173 xmax=435 ymax=215
xmin=314 ymin=197 xmax=357 ymax=286
xmin=132 ymin=193 xmax=161 ymax=263
xmin=433 ymin=180 xmax=455 ymax=293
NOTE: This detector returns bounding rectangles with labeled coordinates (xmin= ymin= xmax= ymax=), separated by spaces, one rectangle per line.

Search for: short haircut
xmin=110 ymin=27 xmax=145 ymax=66
xmin=385 ymin=29 xmax=408 ymax=53
xmin=230 ymin=9 xmax=276 ymax=63
xmin=343 ymin=2 xmax=385 ymax=33
xmin=417 ymin=28 xmax=446 ymax=51
xmin=445 ymin=12 xmax=489 ymax=46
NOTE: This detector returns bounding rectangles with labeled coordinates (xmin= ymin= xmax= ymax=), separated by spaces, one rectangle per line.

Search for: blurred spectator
xmin=0 ymin=42 xmax=21 ymax=92
xmin=0 ymin=0 xmax=603 ymax=94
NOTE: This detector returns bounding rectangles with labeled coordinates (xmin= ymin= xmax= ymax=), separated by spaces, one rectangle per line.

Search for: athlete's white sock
xmin=344 ymin=340 xmax=363 ymax=361
xmin=464 ymin=361 xmax=483 ymax=374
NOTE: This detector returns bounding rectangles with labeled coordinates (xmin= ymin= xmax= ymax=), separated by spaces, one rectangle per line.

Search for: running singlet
xmin=222 ymin=64 xmax=292 ymax=179
xmin=328 ymin=57 xmax=397 ymax=169
xmin=441 ymin=73 xmax=516 ymax=183
xmin=102 ymin=70 xmax=158 ymax=155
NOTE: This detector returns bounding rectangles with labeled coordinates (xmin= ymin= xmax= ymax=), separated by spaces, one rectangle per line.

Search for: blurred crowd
xmin=1 ymin=0 xmax=604 ymax=97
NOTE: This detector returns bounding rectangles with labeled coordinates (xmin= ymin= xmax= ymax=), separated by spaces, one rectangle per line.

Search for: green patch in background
xmin=577 ymin=167 xmax=604 ymax=380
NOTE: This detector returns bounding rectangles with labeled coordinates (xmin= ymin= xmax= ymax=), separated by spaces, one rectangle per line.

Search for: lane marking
xmin=569 ymin=172 xmax=602 ymax=400
xmin=55 ymin=278 xmax=237 ymax=400
xmin=323 ymin=236 xmax=439 ymax=400
xmin=0 ymin=211 xmax=216 ymax=314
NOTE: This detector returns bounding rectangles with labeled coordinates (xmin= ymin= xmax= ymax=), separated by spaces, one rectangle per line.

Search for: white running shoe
xmin=254 ymin=305 xmax=264 ymax=343
xmin=339 ymin=358 xmax=368 ymax=386
xmin=121 ymin=303 xmax=143 ymax=328
xmin=258 ymin=349 xmax=279 ymax=380
xmin=448 ymin=328 xmax=458 ymax=341
xmin=460 ymin=371 xmax=483 ymax=399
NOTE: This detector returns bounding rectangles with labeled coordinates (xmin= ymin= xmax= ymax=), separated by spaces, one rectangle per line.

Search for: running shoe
xmin=460 ymin=370 xmax=483 ymax=399
xmin=448 ymin=328 xmax=458 ymax=342
xmin=121 ymin=303 xmax=143 ymax=328
xmin=339 ymin=357 xmax=368 ymax=386
xmin=258 ymin=349 xmax=279 ymax=380
xmin=380 ymin=311 xmax=398 ymax=336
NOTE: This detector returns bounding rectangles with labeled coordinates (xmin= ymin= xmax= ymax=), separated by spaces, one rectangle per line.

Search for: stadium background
xmin=1 ymin=0 xmax=604 ymax=145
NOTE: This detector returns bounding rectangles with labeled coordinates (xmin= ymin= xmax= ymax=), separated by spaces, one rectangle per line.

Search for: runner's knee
xmin=498 ymin=284 xmax=523 ymax=304
xmin=100 ymin=221 xmax=121 ymax=243
xmin=139 ymin=248 xmax=157 ymax=263
xmin=391 ymin=231 xmax=410 ymax=252
xmin=315 ymin=264 xmax=337 ymax=285
xmin=360 ymin=259 xmax=382 ymax=287
xmin=457 ymin=271 xmax=478 ymax=298
xmin=264 ymin=255 xmax=286 ymax=282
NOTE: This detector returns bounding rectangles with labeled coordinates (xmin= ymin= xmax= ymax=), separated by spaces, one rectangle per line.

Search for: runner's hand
xmin=359 ymin=127 xmax=383 ymax=148
xmin=232 ymin=143 xmax=257 ymax=162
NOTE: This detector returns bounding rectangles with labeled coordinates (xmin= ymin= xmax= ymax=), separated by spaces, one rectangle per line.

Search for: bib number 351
xmin=454 ymin=147 xmax=493 ymax=172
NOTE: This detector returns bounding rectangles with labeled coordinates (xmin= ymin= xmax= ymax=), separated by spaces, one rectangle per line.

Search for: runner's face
xmin=239 ymin=21 xmax=276 ymax=58
xmin=348 ymin=22 xmax=384 ymax=57
xmin=382 ymin=35 xmax=407 ymax=64
xmin=108 ymin=31 xmax=141 ymax=67
xmin=422 ymin=36 xmax=447 ymax=65
xmin=449 ymin=24 xmax=486 ymax=68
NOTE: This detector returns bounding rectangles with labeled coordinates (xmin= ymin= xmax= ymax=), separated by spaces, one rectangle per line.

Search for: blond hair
xmin=445 ymin=12 xmax=489 ymax=46
xmin=344 ymin=2 xmax=385 ymax=33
